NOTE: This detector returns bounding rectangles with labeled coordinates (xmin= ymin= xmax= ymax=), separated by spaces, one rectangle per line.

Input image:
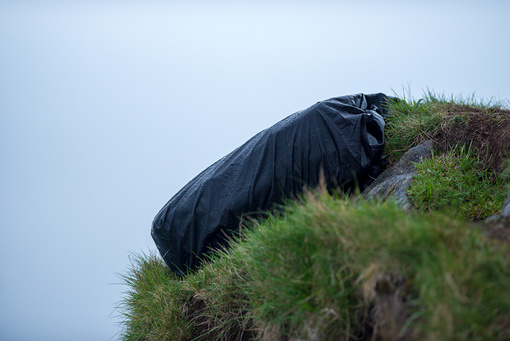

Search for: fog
xmin=0 ymin=1 xmax=508 ymax=339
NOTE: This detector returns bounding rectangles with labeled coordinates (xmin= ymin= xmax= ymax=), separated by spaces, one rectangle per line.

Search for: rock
xmin=361 ymin=140 xmax=434 ymax=210
xmin=481 ymin=215 xmax=510 ymax=244
xmin=482 ymin=190 xmax=510 ymax=243
xmin=484 ymin=190 xmax=510 ymax=223
xmin=501 ymin=192 xmax=510 ymax=217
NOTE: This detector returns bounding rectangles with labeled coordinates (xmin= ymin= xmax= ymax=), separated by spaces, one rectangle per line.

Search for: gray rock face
xmin=362 ymin=140 xmax=434 ymax=210
xmin=484 ymin=187 xmax=510 ymax=223
xmin=482 ymin=191 xmax=510 ymax=243
xmin=501 ymin=193 xmax=510 ymax=217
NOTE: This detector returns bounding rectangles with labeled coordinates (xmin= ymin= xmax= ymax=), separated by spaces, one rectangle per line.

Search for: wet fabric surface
xmin=152 ymin=93 xmax=391 ymax=275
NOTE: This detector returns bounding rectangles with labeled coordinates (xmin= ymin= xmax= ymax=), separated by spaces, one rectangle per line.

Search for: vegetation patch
xmin=384 ymin=90 xmax=510 ymax=221
xmin=407 ymin=145 xmax=508 ymax=220
xmin=118 ymin=194 xmax=510 ymax=340
xmin=384 ymin=91 xmax=510 ymax=172
xmin=433 ymin=103 xmax=510 ymax=172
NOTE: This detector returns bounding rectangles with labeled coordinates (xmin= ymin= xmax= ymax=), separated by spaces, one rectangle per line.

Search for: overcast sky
xmin=1 ymin=1 xmax=509 ymax=340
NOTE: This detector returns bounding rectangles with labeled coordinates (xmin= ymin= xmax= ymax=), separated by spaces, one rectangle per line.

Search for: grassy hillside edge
xmin=116 ymin=93 xmax=510 ymax=341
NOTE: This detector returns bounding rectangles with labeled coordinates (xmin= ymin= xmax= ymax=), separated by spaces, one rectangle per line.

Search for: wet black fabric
xmin=152 ymin=93 xmax=391 ymax=276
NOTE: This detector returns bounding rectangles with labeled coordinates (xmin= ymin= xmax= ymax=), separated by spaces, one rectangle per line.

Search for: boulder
xmin=361 ymin=140 xmax=434 ymax=210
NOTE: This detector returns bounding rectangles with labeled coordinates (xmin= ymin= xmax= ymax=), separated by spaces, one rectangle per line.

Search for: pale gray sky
xmin=1 ymin=1 xmax=509 ymax=340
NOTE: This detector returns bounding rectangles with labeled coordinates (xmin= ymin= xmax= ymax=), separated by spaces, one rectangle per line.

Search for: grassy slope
xmin=117 ymin=93 xmax=510 ymax=341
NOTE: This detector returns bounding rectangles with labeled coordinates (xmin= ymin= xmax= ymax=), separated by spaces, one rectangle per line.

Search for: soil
xmin=367 ymin=274 xmax=415 ymax=341
xmin=433 ymin=105 xmax=510 ymax=172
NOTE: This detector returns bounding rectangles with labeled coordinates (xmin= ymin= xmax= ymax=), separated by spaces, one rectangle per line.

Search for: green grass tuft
xmin=407 ymin=145 xmax=509 ymax=220
xmin=118 ymin=252 xmax=194 ymax=341
xmin=384 ymin=96 xmax=442 ymax=160
xmin=421 ymin=88 xmax=509 ymax=110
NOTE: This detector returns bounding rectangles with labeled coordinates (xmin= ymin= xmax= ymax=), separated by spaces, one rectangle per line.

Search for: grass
xmin=384 ymin=89 xmax=509 ymax=162
xmin=119 ymin=253 xmax=194 ymax=340
xmin=117 ymin=91 xmax=510 ymax=340
xmin=407 ymin=145 xmax=509 ymax=220
xmin=118 ymin=194 xmax=510 ymax=340
xmin=384 ymin=95 xmax=442 ymax=160
xmin=384 ymin=89 xmax=510 ymax=219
